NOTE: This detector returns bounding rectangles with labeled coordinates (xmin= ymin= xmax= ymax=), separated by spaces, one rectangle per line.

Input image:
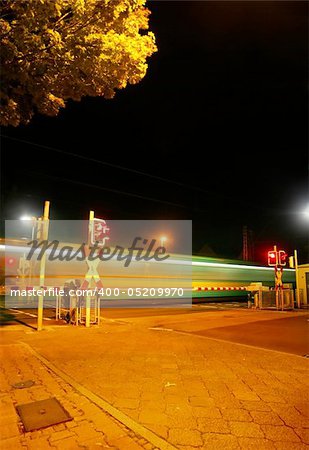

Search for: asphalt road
xmin=1 ymin=304 xmax=308 ymax=356
xmin=186 ymin=315 xmax=309 ymax=356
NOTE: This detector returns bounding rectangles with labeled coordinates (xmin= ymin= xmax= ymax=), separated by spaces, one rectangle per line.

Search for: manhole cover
xmin=16 ymin=397 xmax=72 ymax=431
xmin=12 ymin=380 xmax=35 ymax=389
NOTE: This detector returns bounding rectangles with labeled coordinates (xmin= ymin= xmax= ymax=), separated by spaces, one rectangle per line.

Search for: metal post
xmin=85 ymin=210 xmax=94 ymax=328
xmin=294 ymin=249 xmax=300 ymax=308
xmin=37 ymin=201 xmax=50 ymax=331
xmin=28 ymin=218 xmax=37 ymax=287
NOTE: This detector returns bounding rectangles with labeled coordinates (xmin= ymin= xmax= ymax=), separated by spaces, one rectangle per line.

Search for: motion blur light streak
xmin=192 ymin=261 xmax=294 ymax=272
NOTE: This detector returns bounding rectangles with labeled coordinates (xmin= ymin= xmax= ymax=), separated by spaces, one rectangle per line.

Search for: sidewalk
xmin=1 ymin=310 xmax=309 ymax=449
xmin=0 ymin=343 xmax=159 ymax=450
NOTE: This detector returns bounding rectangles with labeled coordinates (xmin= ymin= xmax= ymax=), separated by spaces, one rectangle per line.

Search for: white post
xmin=37 ymin=201 xmax=50 ymax=331
xmin=294 ymin=249 xmax=300 ymax=308
xmin=86 ymin=210 xmax=94 ymax=328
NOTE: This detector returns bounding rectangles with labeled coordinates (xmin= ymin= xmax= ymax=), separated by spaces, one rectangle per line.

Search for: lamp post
xmin=37 ymin=201 xmax=50 ymax=331
xmin=20 ymin=216 xmax=38 ymax=287
xmin=20 ymin=202 xmax=50 ymax=330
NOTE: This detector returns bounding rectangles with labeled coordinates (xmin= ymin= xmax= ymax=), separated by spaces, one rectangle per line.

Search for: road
xmin=1 ymin=303 xmax=308 ymax=356
xmin=1 ymin=304 xmax=309 ymax=449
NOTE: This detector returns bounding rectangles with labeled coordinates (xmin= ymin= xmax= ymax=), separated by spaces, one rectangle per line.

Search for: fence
xmin=254 ymin=289 xmax=294 ymax=310
xmin=56 ymin=294 xmax=101 ymax=326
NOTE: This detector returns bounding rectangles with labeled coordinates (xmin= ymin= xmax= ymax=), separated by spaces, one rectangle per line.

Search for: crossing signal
xmin=278 ymin=250 xmax=287 ymax=266
xmin=5 ymin=256 xmax=17 ymax=268
xmin=289 ymin=256 xmax=294 ymax=268
xmin=268 ymin=251 xmax=277 ymax=266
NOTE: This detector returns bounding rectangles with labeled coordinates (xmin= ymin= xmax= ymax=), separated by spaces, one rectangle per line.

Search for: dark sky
xmin=1 ymin=1 xmax=308 ymax=262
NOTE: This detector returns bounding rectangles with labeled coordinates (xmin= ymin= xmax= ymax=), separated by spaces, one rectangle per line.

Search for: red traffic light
xmin=268 ymin=250 xmax=277 ymax=266
xmin=5 ymin=256 xmax=17 ymax=269
xmin=5 ymin=256 xmax=16 ymax=266
xmin=278 ymin=250 xmax=287 ymax=266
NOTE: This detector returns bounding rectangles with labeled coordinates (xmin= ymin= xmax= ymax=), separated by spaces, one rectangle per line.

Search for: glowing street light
xmin=20 ymin=215 xmax=38 ymax=240
xmin=303 ymin=204 xmax=309 ymax=220
xmin=160 ymin=236 xmax=167 ymax=248
xmin=20 ymin=215 xmax=33 ymax=221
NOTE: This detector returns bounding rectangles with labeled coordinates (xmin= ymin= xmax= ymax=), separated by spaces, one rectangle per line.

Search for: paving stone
xmin=26 ymin=436 xmax=54 ymax=449
xmin=229 ymin=421 xmax=264 ymax=438
xmin=139 ymin=410 xmax=168 ymax=425
xmin=273 ymin=441 xmax=309 ymax=450
xmin=92 ymin=415 xmax=126 ymax=440
xmin=231 ymin=390 xmax=261 ymax=401
xmin=201 ymin=432 xmax=240 ymax=450
xmin=168 ymin=428 xmax=203 ymax=446
xmin=276 ymin=410 xmax=309 ymax=428
xmin=0 ymin=436 xmax=25 ymax=449
xmin=238 ymin=437 xmax=276 ymax=449
xmin=76 ymin=435 xmax=107 ymax=448
xmin=113 ymin=397 xmax=140 ymax=410
xmin=188 ymin=396 xmax=215 ymax=407
xmin=221 ymin=407 xmax=252 ymax=422
xmin=53 ymin=437 xmax=81 ymax=449
xmin=49 ymin=430 xmax=76 ymax=442
xmin=250 ymin=410 xmax=285 ymax=426
xmin=197 ymin=417 xmax=230 ymax=434
xmin=178 ymin=446 xmax=204 ymax=450
xmin=53 ymin=423 xmax=67 ymax=432
xmin=147 ymin=424 xmax=169 ymax=440
xmin=294 ymin=427 xmax=309 ymax=445
xmin=191 ymin=406 xmax=222 ymax=418
xmin=0 ymin=422 xmax=20 ymax=440
xmin=261 ymin=425 xmax=302 ymax=443
xmin=240 ymin=400 xmax=272 ymax=412
xmin=74 ymin=424 xmax=100 ymax=441
xmin=108 ymin=436 xmax=145 ymax=450
xmin=258 ymin=393 xmax=288 ymax=403
xmin=64 ymin=421 xmax=78 ymax=429
xmin=294 ymin=403 xmax=309 ymax=417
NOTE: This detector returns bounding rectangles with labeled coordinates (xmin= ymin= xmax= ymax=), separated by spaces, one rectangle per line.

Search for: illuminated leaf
xmin=0 ymin=0 xmax=157 ymax=125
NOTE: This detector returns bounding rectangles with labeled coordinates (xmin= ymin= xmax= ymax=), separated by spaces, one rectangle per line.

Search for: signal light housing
xmin=268 ymin=251 xmax=277 ymax=266
xmin=278 ymin=250 xmax=287 ymax=266
xmin=5 ymin=256 xmax=17 ymax=267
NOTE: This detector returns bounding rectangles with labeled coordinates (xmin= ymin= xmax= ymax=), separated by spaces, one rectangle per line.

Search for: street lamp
xmin=160 ymin=236 xmax=167 ymax=248
xmin=20 ymin=215 xmax=37 ymax=240
xmin=303 ymin=204 xmax=309 ymax=220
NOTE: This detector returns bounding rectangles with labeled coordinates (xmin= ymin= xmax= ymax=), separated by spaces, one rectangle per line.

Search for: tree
xmin=0 ymin=0 xmax=156 ymax=126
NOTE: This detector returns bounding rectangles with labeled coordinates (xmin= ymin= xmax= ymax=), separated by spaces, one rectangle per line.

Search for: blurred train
xmin=192 ymin=255 xmax=295 ymax=301
xmin=1 ymin=238 xmax=296 ymax=302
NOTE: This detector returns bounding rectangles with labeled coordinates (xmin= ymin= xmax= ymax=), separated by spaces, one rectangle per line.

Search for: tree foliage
xmin=0 ymin=0 xmax=156 ymax=126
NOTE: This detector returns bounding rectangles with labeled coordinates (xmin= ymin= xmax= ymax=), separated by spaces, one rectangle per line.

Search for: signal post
xmin=268 ymin=246 xmax=287 ymax=310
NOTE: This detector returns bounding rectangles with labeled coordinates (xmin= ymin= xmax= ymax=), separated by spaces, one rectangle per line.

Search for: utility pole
xmin=242 ymin=226 xmax=254 ymax=261
xmin=37 ymin=201 xmax=50 ymax=331
xmin=242 ymin=225 xmax=248 ymax=261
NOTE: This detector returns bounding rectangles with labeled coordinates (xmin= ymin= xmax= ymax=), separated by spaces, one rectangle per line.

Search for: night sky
xmin=1 ymin=1 xmax=308 ymax=263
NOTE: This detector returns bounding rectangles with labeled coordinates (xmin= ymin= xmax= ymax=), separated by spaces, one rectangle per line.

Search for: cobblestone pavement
xmin=0 ymin=343 xmax=158 ymax=450
xmin=1 ymin=310 xmax=309 ymax=449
